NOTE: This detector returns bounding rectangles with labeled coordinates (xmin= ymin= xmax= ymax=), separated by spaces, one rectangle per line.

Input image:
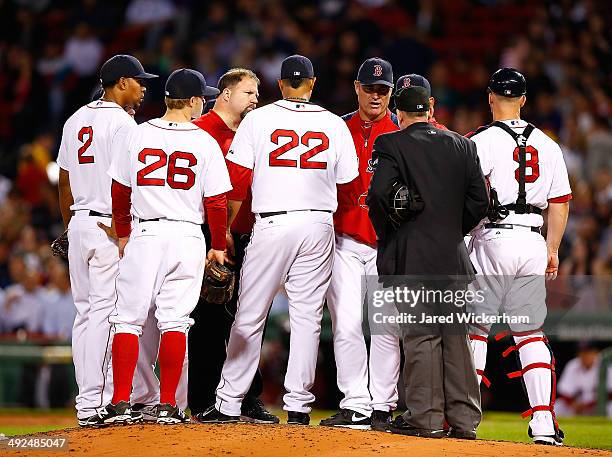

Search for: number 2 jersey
xmin=108 ymin=118 xmax=231 ymax=224
xmin=56 ymin=99 xmax=135 ymax=214
xmin=226 ymin=99 xmax=359 ymax=213
xmin=468 ymin=119 xmax=572 ymax=227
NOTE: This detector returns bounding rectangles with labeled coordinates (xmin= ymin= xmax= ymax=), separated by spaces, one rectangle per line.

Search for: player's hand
xmin=224 ymin=231 xmax=236 ymax=265
xmin=545 ymin=249 xmax=559 ymax=280
xmin=118 ymin=237 xmax=129 ymax=258
xmin=98 ymin=221 xmax=118 ymax=241
xmin=207 ymin=249 xmax=225 ymax=265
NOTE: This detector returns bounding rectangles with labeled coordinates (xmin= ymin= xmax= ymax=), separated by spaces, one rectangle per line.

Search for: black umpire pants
xmin=188 ymin=229 xmax=263 ymax=415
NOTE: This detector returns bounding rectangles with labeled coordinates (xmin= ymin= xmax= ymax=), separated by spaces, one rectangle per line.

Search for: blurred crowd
xmin=0 ymin=0 xmax=610 ymax=348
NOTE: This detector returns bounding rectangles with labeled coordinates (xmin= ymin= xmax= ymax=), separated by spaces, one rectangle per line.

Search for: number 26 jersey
xmin=469 ymin=119 xmax=572 ymax=227
xmin=108 ymin=118 xmax=232 ymax=224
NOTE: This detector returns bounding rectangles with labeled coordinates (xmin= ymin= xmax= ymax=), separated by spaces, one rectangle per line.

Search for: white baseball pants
xmin=327 ymin=234 xmax=400 ymax=415
xmin=216 ymin=211 xmax=334 ymax=415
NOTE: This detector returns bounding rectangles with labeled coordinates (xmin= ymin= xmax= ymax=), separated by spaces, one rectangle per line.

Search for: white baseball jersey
xmin=108 ymin=118 xmax=232 ymax=223
xmin=226 ymin=99 xmax=358 ymax=213
xmin=57 ymin=100 xmax=135 ymax=214
xmin=470 ymin=119 xmax=572 ymax=227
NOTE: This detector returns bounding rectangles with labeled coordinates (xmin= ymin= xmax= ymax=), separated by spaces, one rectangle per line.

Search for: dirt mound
xmin=5 ymin=423 xmax=611 ymax=456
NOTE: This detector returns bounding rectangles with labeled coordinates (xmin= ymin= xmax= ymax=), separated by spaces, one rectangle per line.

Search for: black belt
xmin=259 ymin=209 xmax=332 ymax=218
xmin=138 ymin=217 xmax=161 ymax=222
xmin=485 ymin=223 xmax=541 ymax=233
xmin=71 ymin=210 xmax=112 ymax=218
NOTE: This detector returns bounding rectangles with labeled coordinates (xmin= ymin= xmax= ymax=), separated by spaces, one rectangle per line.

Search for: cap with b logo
xmin=395 ymin=74 xmax=431 ymax=97
xmin=164 ymin=68 xmax=220 ymax=99
xmin=100 ymin=54 xmax=158 ymax=85
xmin=280 ymin=55 xmax=315 ymax=79
xmin=357 ymin=57 xmax=393 ymax=87
xmin=394 ymin=86 xmax=430 ymax=113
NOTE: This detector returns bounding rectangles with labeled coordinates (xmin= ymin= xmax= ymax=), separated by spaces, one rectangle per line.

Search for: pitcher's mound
xmin=9 ymin=423 xmax=612 ymax=456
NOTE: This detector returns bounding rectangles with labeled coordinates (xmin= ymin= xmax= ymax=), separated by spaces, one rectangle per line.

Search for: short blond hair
xmin=164 ymin=97 xmax=191 ymax=110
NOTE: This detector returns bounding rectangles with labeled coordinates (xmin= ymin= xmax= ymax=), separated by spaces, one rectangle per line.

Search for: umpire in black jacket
xmin=366 ymin=86 xmax=488 ymax=439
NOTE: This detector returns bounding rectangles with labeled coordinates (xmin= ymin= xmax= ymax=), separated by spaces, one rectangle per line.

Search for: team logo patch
xmin=367 ymin=157 xmax=377 ymax=173
xmin=373 ymin=64 xmax=383 ymax=77
xmin=358 ymin=192 xmax=369 ymax=209
xmin=402 ymin=77 xmax=411 ymax=88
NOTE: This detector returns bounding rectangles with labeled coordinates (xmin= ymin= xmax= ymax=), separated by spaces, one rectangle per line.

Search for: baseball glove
xmin=51 ymin=230 xmax=69 ymax=259
xmin=201 ymin=260 xmax=235 ymax=305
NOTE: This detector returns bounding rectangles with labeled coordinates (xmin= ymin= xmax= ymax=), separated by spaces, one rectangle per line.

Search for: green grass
xmin=0 ymin=409 xmax=610 ymax=450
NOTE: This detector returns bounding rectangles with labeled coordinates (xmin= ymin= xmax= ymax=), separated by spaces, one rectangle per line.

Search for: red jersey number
xmin=269 ymin=129 xmax=328 ymax=169
xmin=513 ymin=146 xmax=540 ymax=183
xmin=137 ymin=148 xmax=197 ymax=189
xmin=77 ymin=126 xmax=94 ymax=164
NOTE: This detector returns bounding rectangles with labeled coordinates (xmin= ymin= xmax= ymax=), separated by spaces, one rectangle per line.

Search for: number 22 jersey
xmin=108 ymin=118 xmax=231 ymax=224
xmin=226 ymin=99 xmax=359 ymax=213
xmin=468 ymin=119 xmax=572 ymax=227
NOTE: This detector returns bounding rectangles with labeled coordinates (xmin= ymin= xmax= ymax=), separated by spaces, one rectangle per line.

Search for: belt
xmin=259 ymin=209 xmax=332 ymax=218
xmin=71 ymin=210 xmax=112 ymax=218
xmin=484 ymin=223 xmax=541 ymax=233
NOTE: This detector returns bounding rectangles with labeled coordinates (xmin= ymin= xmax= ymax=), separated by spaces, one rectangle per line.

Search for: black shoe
xmin=155 ymin=403 xmax=190 ymax=425
xmin=131 ymin=403 xmax=157 ymax=422
xmin=287 ymin=411 xmax=310 ymax=425
xmin=78 ymin=412 xmax=111 ymax=427
xmin=448 ymin=428 xmax=477 ymax=440
xmin=319 ymin=409 xmax=370 ymax=430
xmin=241 ymin=398 xmax=280 ymax=424
xmin=98 ymin=401 xmax=143 ymax=425
xmin=371 ymin=410 xmax=393 ymax=432
xmin=388 ymin=415 xmax=445 ymax=438
xmin=191 ymin=405 xmax=239 ymax=424
xmin=529 ymin=426 xmax=564 ymax=446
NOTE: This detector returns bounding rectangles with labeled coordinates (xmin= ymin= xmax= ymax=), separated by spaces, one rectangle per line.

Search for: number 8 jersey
xmin=468 ymin=119 xmax=572 ymax=227
xmin=56 ymin=99 xmax=136 ymax=214
xmin=108 ymin=118 xmax=232 ymax=224
xmin=227 ymin=99 xmax=358 ymax=213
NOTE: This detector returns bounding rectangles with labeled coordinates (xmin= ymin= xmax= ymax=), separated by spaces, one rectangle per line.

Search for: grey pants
xmin=399 ymin=299 xmax=482 ymax=431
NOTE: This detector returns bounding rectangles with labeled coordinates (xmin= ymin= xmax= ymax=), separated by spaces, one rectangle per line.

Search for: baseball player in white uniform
xmin=100 ymin=68 xmax=231 ymax=425
xmin=57 ymin=54 xmax=158 ymax=427
xmin=194 ymin=55 xmax=358 ymax=425
xmin=466 ymin=68 xmax=572 ymax=446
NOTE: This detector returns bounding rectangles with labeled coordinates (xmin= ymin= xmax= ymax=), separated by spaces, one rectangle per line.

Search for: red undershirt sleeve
xmin=111 ymin=180 xmax=132 ymax=238
xmin=204 ymin=193 xmax=228 ymax=250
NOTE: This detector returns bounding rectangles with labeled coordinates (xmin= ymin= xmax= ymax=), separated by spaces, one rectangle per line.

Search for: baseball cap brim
xmin=133 ymin=71 xmax=159 ymax=79
xmin=203 ymin=86 xmax=220 ymax=97
xmin=359 ymin=79 xmax=394 ymax=87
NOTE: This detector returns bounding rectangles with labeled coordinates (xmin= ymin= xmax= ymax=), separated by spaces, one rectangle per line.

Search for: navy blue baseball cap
xmin=394 ymin=86 xmax=430 ymax=113
xmin=100 ymin=54 xmax=158 ymax=85
xmin=357 ymin=58 xmax=393 ymax=87
xmin=280 ymin=55 xmax=315 ymax=79
xmin=395 ymin=74 xmax=431 ymax=97
xmin=165 ymin=68 xmax=220 ymax=99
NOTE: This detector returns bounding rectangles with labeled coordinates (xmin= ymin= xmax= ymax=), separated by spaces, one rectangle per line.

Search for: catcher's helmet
xmin=488 ymin=68 xmax=526 ymax=97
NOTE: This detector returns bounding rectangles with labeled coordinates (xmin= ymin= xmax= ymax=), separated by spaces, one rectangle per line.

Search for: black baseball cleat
xmin=287 ymin=411 xmax=310 ymax=426
xmin=320 ymin=409 xmax=371 ymax=430
xmin=388 ymin=415 xmax=445 ymax=438
xmin=370 ymin=410 xmax=393 ymax=432
xmin=241 ymin=398 xmax=280 ymax=424
xmin=131 ymin=403 xmax=157 ymax=422
xmin=447 ymin=428 xmax=477 ymax=440
xmin=98 ymin=401 xmax=143 ymax=425
xmin=78 ymin=412 xmax=111 ymax=427
xmin=191 ymin=405 xmax=239 ymax=424
xmin=529 ymin=425 xmax=564 ymax=446
xmin=155 ymin=403 xmax=190 ymax=425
